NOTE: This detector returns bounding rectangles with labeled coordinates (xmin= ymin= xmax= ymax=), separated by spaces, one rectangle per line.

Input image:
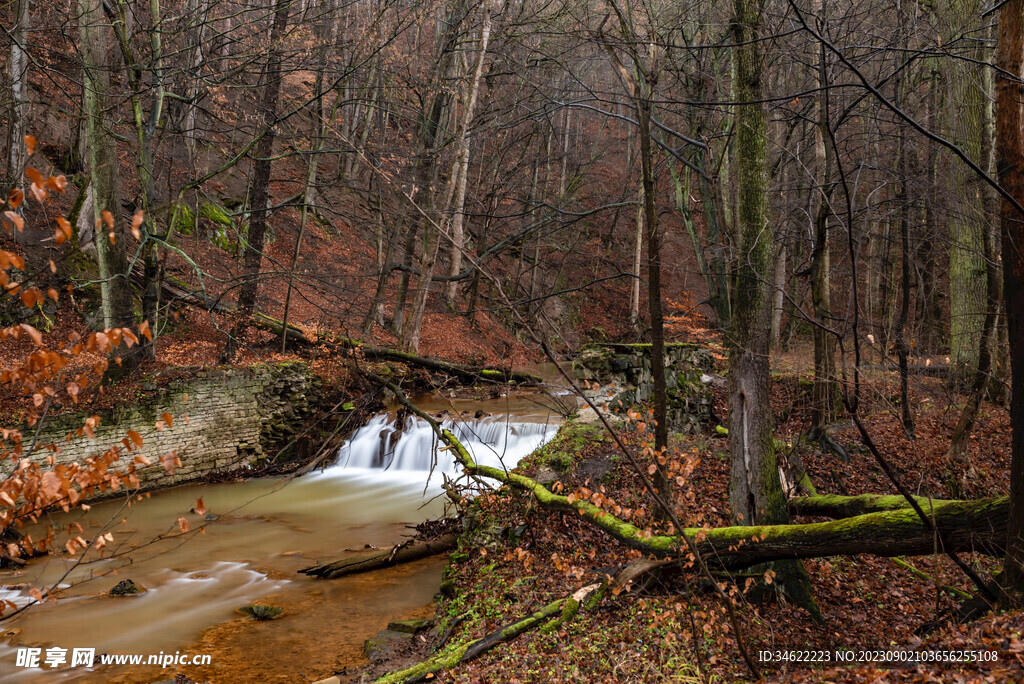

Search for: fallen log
xmin=358 ymin=372 xmax=1008 ymax=571
xmin=250 ymin=313 xmax=542 ymax=385
xmin=358 ymin=347 xmax=542 ymax=385
xmin=140 ymin=278 xmax=540 ymax=386
xmin=375 ymin=560 xmax=672 ymax=683
xmin=456 ymin=446 xmax=1009 ymax=569
xmin=299 ymin=533 xmax=458 ymax=579
xmin=789 ymin=493 xmax=957 ymax=519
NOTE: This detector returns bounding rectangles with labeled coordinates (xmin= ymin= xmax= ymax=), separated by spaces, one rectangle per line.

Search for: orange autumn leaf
xmin=20 ymin=324 xmax=42 ymax=346
xmin=162 ymin=413 xmax=174 ymax=429
xmin=8 ymin=188 xmax=24 ymax=209
xmin=176 ymin=517 xmax=190 ymax=533
xmin=23 ymin=135 xmax=36 ymax=155
xmin=4 ymin=211 xmax=23 ymax=232
xmin=194 ymin=498 xmax=207 ymax=515
xmin=127 ymin=430 xmax=143 ymax=448
xmin=29 ymin=182 xmax=46 ymax=203
xmin=131 ymin=210 xmax=144 ymax=240
xmin=45 ymin=175 xmax=67 ymax=192
xmin=55 ymin=217 xmax=72 ymax=245
xmin=161 ymin=451 xmax=179 ymax=474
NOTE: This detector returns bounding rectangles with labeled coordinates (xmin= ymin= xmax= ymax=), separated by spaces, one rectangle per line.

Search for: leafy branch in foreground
xmin=0 ymin=146 xmax=178 ymax=612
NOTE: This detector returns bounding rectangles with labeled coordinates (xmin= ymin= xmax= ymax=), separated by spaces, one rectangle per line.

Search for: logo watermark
xmin=15 ymin=647 xmax=212 ymax=669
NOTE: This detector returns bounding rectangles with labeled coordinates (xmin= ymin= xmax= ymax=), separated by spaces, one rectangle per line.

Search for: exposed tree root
xmin=888 ymin=557 xmax=974 ymax=600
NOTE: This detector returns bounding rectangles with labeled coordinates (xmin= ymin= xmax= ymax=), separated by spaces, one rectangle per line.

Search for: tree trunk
xmin=947 ymin=0 xmax=990 ymax=389
xmin=729 ymin=0 xmax=818 ymax=616
xmin=8 ymin=0 xmax=29 ymax=191
xmin=995 ymin=0 xmax=1024 ymax=599
xmin=394 ymin=0 xmax=461 ymax=341
xmin=809 ymin=33 xmax=837 ymax=434
xmin=282 ymin=24 xmax=331 ymax=350
xmin=893 ymin=45 xmax=915 ymax=436
xmin=222 ymin=0 xmax=290 ymax=362
xmin=110 ymin=0 xmax=165 ymax=364
xmin=444 ymin=5 xmax=491 ymax=304
xmin=80 ymin=0 xmax=135 ymax=331
xmin=771 ymin=244 xmax=786 ymax=347
xmin=636 ymin=91 xmax=671 ymax=509
xmin=629 ymin=183 xmax=643 ymax=327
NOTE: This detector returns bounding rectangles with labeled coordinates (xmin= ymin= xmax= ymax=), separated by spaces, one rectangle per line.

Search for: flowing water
xmin=0 ymin=396 xmax=560 ymax=683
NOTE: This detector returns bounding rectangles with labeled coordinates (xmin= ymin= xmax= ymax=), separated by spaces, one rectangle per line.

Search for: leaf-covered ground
xmin=367 ymin=367 xmax=1021 ymax=683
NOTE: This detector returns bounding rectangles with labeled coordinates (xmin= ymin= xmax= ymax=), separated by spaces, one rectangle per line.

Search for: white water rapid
xmin=330 ymin=413 xmax=559 ymax=481
xmin=0 ymin=405 xmax=560 ymax=682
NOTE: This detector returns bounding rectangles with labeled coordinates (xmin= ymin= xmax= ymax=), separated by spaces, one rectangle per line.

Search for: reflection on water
xmin=0 ymin=405 xmax=559 ymax=682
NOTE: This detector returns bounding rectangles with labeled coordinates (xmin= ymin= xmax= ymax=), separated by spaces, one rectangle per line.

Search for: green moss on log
xmin=790 ymin=493 xmax=957 ymax=519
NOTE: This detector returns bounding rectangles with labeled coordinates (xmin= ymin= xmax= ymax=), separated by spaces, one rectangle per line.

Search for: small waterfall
xmin=332 ymin=413 xmax=559 ymax=475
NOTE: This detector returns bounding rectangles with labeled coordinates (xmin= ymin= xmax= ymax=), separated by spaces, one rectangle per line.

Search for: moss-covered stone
xmin=239 ymin=604 xmax=284 ymax=620
xmin=386 ymin=618 xmax=433 ymax=634
xmin=199 ymin=201 xmax=232 ymax=227
xmin=172 ymin=203 xmax=196 ymax=235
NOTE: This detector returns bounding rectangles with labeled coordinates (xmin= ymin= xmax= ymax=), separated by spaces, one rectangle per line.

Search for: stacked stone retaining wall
xmin=573 ymin=343 xmax=714 ymax=432
xmin=6 ymin=362 xmax=319 ymax=495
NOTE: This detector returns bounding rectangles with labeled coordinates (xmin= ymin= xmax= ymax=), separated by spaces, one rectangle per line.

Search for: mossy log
xmin=299 ymin=533 xmax=458 ymax=579
xmin=375 ymin=560 xmax=666 ymax=682
xmin=376 ymin=577 xmax=617 ymax=683
xmin=253 ymin=312 xmax=308 ymax=344
xmin=440 ymin=427 xmax=1007 ymax=568
xmin=789 ymin=493 xmax=957 ymax=519
xmin=375 ymin=597 xmax=569 ymax=684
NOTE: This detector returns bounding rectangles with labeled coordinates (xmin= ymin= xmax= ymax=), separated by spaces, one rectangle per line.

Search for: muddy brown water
xmin=0 ymin=393 xmax=563 ymax=683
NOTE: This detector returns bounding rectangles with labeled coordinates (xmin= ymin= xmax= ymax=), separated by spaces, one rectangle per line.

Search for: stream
xmin=0 ymin=393 xmax=562 ymax=682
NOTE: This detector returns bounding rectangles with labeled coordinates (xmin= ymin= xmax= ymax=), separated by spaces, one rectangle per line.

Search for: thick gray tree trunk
xmin=80 ymin=0 xmax=135 ymax=331
xmin=729 ymin=0 xmax=819 ymax=619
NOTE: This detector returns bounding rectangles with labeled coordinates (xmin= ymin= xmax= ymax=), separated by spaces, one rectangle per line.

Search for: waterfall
xmin=332 ymin=413 xmax=559 ymax=475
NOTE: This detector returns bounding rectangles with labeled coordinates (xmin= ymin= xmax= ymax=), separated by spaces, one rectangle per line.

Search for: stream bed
xmin=0 ymin=395 xmax=561 ymax=682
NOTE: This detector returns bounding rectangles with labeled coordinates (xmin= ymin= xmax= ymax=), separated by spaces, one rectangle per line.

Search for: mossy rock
xmin=387 ymin=618 xmax=433 ymax=634
xmin=238 ymin=604 xmax=283 ymax=620
xmin=210 ymin=225 xmax=239 ymax=255
xmin=172 ymin=203 xmax=196 ymax=235
xmin=199 ymin=202 xmax=232 ymax=228
xmin=109 ymin=579 xmax=146 ymax=596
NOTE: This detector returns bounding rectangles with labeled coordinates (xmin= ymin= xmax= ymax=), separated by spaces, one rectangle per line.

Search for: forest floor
xmin=4 ymin=159 xmax=1017 ymax=681
xmin=344 ymin=359 xmax=1022 ymax=684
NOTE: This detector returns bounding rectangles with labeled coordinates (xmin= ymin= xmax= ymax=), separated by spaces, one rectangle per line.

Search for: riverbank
xmin=0 ymin=372 xmax=563 ymax=683
xmin=350 ymin=370 xmax=1023 ymax=683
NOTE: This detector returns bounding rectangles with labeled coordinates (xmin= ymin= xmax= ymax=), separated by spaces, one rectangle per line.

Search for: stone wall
xmin=7 ymin=362 xmax=319 ymax=495
xmin=572 ymin=343 xmax=714 ymax=433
